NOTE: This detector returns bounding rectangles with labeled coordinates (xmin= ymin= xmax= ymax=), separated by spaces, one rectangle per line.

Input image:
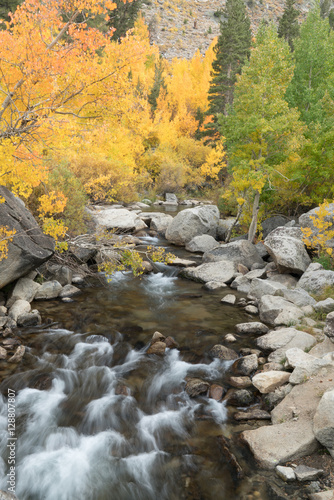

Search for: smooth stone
xmin=252 ymin=370 xmax=291 ymax=394
xmin=209 ymin=384 xmax=225 ymax=401
xmin=221 ymin=294 xmax=236 ymax=305
xmin=245 ymin=305 xmax=258 ymax=314
xmin=34 ymin=280 xmax=62 ymax=300
xmin=165 ymin=205 xmax=219 ymax=245
xmin=294 ymin=465 xmax=324 ymax=482
xmin=232 ymin=354 xmax=258 ymax=376
xmin=8 ymin=299 xmax=31 ymax=321
xmin=151 ymin=331 xmax=165 ymax=344
xmin=146 ymin=341 xmax=166 ymax=355
xmin=203 ymin=280 xmax=228 ymax=290
xmin=0 ymin=347 xmax=7 ymax=359
xmin=297 ymin=263 xmax=334 ymax=295
xmin=209 ymin=344 xmax=238 ymax=360
xmin=236 ymin=322 xmax=269 ymax=335
xmin=203 ymin=240 xmax=264 ymax=269
xmin=185 ymin=378 xmax=210 ymax=397
xmin=275 ymin=465 xmax=296 ymax=482
xmin=182 ymin=260 xmax=237 ymax=284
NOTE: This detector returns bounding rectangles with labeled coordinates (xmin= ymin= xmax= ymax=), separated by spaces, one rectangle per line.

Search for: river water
xmin=0 ymin=232 xmax=272 ymax=500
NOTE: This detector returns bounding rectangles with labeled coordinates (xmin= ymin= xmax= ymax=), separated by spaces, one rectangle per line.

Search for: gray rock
xmin=58 ymin=284 xmax=81 ymax=298
xmin=256 ymin=327 xmax=316 ymax=356
xmin=7 ymin=277 xmax=41 ymax=305
xmin=275 ymin=465 xmax=296 ymax=482
xmin=209 ymin=344 xmax=238 ymax=360
xmin=203 ymin=280 xmax=228 ymax=290
xmin=314 ymin=298 xmax=334 ymax=313
xmin=182 ymin=260 xmax=237 ymax=284
xmin=232 ymin=354 xmax=258 ymax=376
xmin=34 ymin=280 xmax=62 ymax=300
xmin=216 ymin=218 xmax=236 ymax=241
xmin=0 ymin=186 xmax=55 ymax=289
xmin=90 ymin=207 xmax=147 ymax=233
xmin=221 ymin=294 xmax=236 ymax=305
xmin=225 ymin=334 xmax=237 ymax=342
xmin=297 ymin=263 xmax=334 ymax=295
xmin=264 ymin=226 xmax=311 ymax=275
xmin=241 ymin=419 xmax=319 ymax=469
xmin=270 ymin=273 xmax=299 ymax=288
xmin=8 ymin=299 xmax=31 ymax=321
xmin=289 ymin=353 xmax=334 ymax=385
xmin=165 ymin=193 xmax=178 ymax=204
xmin=258 ymin=295 xmax=304 ymax=326
xmin=165 ymin=205 xmax=220 ymax=245
xmin=282 ymin=288 xmax=316 ymax=308
xmin=203 ymin=240 xmax=264 ymax=269
xmin=245 ymin=305 xmax=258 ymax=314
xmin=255 ymin=241 xmax=269 ymax=259
xmin=8 ymin=345 xmax=25 ymax=363
xmin=17 ymin=311 xmax=41 ymax=327
xmin=185 ymin=378 xmax=209 ymax=397
xmin=313 ymin=388 xmax=334 ymax=456
xmin=185 ymin=234 xmax=219 ymax=253
xmin=299 ymin=204 xmax=334 ymax=249
xmin=324 ymin=311 xmax=334 ymax=343
xmin=150 ymin=214 xmax=173 ymax=234
xmin=38 ymin=263 xmax=73 ymax=286
xmin=309 ymin=491 xmax=334 ymax=500
xmin=262 ymin=216 xmax=290 ymax=238
xmin=294 ymin=465 xmax=324 ymax=482
xmin=0 ymin=347 xmax=7 ymax=359
xmin=0 ymin=316 xmax=8 ymax=329
xmin=236 ymin=322 xmax=269 ymax=335
xmin=228 ymin=376 xmax=252 ymax=388
xmin=248 ymin=278 xmax=287 ymax=301
xmin=224 ymin=388 xmax=254 ymax=406
xmin=252 ymin=371 xmax=291 ymax=393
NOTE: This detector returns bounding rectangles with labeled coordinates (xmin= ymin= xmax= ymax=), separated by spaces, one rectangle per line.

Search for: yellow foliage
xmin=0 ymin=226 xmax=16 ymax=260
xmin=301 ymin=200 xmax=334 ymax=259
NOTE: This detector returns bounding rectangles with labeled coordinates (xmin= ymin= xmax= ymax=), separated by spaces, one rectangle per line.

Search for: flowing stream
xmin=0 ymin=233 xmax=271 ymax=500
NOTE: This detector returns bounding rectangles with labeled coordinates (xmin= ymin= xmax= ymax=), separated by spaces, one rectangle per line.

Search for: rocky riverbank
xmin=1 ymin=189 xmax=334 ymax=499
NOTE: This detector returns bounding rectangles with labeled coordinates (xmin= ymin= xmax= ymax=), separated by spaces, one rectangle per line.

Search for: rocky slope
xmin=141 ymin=0 xmax=314 ymax=60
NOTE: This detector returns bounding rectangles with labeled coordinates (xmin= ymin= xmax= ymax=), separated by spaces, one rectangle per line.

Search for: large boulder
xmin=264 ymin=227 xmax=311 ymax=275
xmin=165 ymin=205 xmax=219 ymax=245
xmin=261 ymin=216 xmax=291 ymax=239
xmin=149 ymin=214 xmax=173 ymax=235
xmin=185 ymin=234 xmax=219 ymax=253
xmin=324 ymin=311 xmax=334 ymax=343
xmin=297 ymin=263 xmax=334 ymax=295
xmin=256 ymin=327 xmax=316 ymax=361
xmin=299 ymin=203 xmax=334 ymax=249
xmin=248 ymin=278 xmax=287 ymax=300
xmin=203 ymin=240 xmax=264 ymax=269
xmin=182 ymin=260 xmax=237 ymax=284
xmin=313 ymin=389 xmax=334 ymax=457
xmin=89 ymin=207 xmax=147 ymax=233
xmin=258 ymin=295 xmax=304 ymax=326
xmin=0 ymin=186 xmax=55 ymax=289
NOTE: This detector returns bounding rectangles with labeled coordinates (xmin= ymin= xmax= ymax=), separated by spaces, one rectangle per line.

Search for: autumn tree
xmin=220 ymin=24 xmax=304 ymax=242
xmin=205 ymin=0 xmax=251 ymax=140
xmin=277 ymin=0 xmax=300 ymax=51
xmin=108 ymin=0 xmax=142 ymax=40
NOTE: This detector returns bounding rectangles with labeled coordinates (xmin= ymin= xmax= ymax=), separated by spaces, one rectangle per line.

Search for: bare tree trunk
xmin=248 ymin=190 xmax=260 ymax=244
xmin=225 ymin=203 xmax=244 ymax=243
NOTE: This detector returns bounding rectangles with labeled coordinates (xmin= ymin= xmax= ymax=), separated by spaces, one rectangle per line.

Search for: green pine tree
xmin=277 ymin=0 xmax=300 ymax=51
xmin=148 ymin=57 xmax=166 ymax=115
xmin=108 ymin=0 xmax=142 ymax=41
xmin=205 ymin=0 xmax=251 ymax=141
xmin=0 ymin=0 xmax=22 ymax=25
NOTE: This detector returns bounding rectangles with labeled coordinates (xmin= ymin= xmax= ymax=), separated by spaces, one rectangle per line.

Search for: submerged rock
xmin=185 ymin=378 xmax=210 ymax=397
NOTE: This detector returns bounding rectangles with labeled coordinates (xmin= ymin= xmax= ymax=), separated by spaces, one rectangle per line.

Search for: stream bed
xmin=0 ymin=234 xmax=276 ymax=500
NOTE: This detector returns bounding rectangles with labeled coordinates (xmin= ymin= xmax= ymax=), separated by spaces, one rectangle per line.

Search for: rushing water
xmin=0 ymin=234 xmax=272 ymax=500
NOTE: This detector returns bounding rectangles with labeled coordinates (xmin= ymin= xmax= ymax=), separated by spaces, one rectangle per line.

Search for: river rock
xmin=150 ymin=214 xmax=173 ymax=234
xmin=236 ymin=322 xmax=269 ymax=335
xmin=209 ymin=344 xmax=238 ymax=360
xmin=165 ymin=193 xmax=178 ymax=204
xmin=241 ymin=419 xmax=319 ymax=469
xmin=314 ymin=298 xmax=334 ymax=313
xmin=281 ymin=288 xmax=316 ymax=308
xmin=8 ymin=299 xmax=31 ymax=321
xmin=313 ymin=388 xmax=334 ymax=457
xmin=17 ymin=311 xmax=41 ymax=327
xmin=299 ymin=203 xmax=334 ymax=248
xmin=294 ymin=465 xmax=324 ymax=482
xmin=209 ymin=384 xmax=225 ymax=401
xmin=203 ymin=280 xmax=228 ymax=290
xmin=270 ymin=273 xmax=299 ymax=288
xmin=248 ymin=278 xmax=287 ymax=301
xmin=264 ymin=226 xmax=311 ymax=275
xmin=233 ymin=408 xmax=271 ymax=421
xmin=147 ymin=341 xmax=166 ymax=355
xmin=185 ymin=378 xmax=209 ymax=397
xmin=90 ymin=207 xmax=147 ymax=233
xmin=309 ymin=491 xmax=334 ymax=500
xmin=216 ymin=218 xmax=236 ymax=241
xmin=0 ymin=186 xmax=55 ymax=289
xmin=164 ymin=336 xmax=178 ymax=348
xmin=185 ymin=234 xmax=219 ymax=253
xmin=256 ymin=327 xmax=316 ymax=356
xmin=182 ymin=260 xmax=237 ymax=284
xmin=0 ymin=347 xmax=7 ymax=359
xmin=165 ymin=205 xmax=219 ymax=245
xmin=7 ymin=277 xmax=41 ymax=306
xmin=232 ymin=354 xmax=258 ymax=376
xmin=252 ymin=371 xmax=291 ymax=393
xmin=8 ymin=345 xmax=25 ymax=363
xmin=258 ymin=295 xmax=304 ymax=326
xmin=34 ymin=280 xmax=62 ymax=300
xmin=38 ymin=263 xmax=73 ymax=286
xmin=324 ymin=311 xmax=334 ymax=343
xmin=151 ymin=331 xmax=166 ymax=344
xmin=203 ymin=240 xmax=264 ymax=269
xmin=0 ymin=491 xmax=19 ymax=500
xmin=221 ymin=294 xmax=236 ymax=305
xmin=58 ymin=284 xmax=81 ymax=298
xmin=224 ymin=388 xmax=254 ymax=406
xmin=297 ymin=263 xmax=334 ymax=295
xmin=228 ymin=376 xmax=252 ymax=388
xmin=289 ymin=354 xmax=334 ymax=385
xmin=245 ymin=305 xmax=258 ymax=314
xmin=275 ymin=465 xmax=296 ymax=482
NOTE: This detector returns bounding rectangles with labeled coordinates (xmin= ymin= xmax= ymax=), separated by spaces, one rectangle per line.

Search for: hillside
xmin=141 ymin=0 xmax=314 ymax=59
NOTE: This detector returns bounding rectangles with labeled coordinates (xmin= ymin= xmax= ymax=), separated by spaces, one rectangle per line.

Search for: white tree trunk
xmin=248 ymin=190 xmax=260 ymax=244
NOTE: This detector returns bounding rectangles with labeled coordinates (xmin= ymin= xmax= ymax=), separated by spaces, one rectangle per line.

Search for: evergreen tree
xmin=0 ymin=0 xmax=22 ymax=24
xmin=206 ymin=0 xmax=251 ymax=137
xmin=108 ymin=0 xmax=142 ymax=40
xmin=321 ymin=0 xmax=334 ymax=29
xmin=277 ymin=0 xmax=300 ymax=51
xmin=148 ymin=58 xmax=166 ymax=115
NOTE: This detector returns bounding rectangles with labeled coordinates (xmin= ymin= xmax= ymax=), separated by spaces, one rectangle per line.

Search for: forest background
xmin=0 ymin=0 xmax=334 ymax=257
